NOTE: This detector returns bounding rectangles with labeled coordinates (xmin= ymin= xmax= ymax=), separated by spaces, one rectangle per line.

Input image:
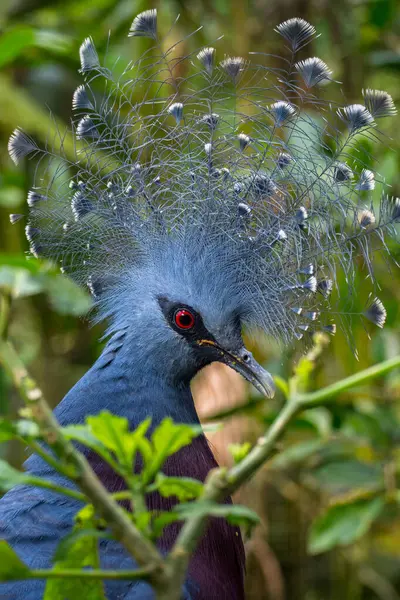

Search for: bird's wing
xmin=0 ymin=484 xmax=193 ymax=600
xmin=0 ymin=485 xmax=80 ymax=599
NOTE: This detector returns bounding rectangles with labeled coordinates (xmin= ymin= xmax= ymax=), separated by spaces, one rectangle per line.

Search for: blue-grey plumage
xmin=0 ymin=319 xmax=246 ymax=598
xmin=2 ymin=8 xmax=399 ymax=600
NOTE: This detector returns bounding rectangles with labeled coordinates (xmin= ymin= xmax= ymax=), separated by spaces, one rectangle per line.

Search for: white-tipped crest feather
xmin=9 ymin=9 xmax=398 ymax=349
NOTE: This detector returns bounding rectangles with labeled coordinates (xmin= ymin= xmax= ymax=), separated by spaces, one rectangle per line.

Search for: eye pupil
xmin=174 ymin=309 xmax=195 ymax=330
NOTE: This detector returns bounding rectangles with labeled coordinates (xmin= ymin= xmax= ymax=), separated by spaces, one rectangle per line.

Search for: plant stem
xmin=229 ymin=355 xmax=400 ymax=490
xmin=112 ymin=490 xmax=132 ymax=502
xmin=22 ymin=438 xmax=72 ymax=476
xmin=0 ymin=337 xmax=165 ymax=587
xmin=296 ymin=354 xmax=400 ymax=407
xmin=169 ymin=399 xmax=299 ymax=573
xmin=2 ymin=276 xmax=399 ymax=599
xmin=28 ymin=567 xmax=153 ymax=580
xmin=167 ymin=354 xmax=400 ymax=592
xmin=23 ymin=476 xmax=86 ymax=502
xmin=228 ymin=399 xmax=300 ymax=487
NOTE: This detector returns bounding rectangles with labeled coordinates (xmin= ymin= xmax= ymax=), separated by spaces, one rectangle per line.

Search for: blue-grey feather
xmin=1 ymin=11 xmax=398 ymax=599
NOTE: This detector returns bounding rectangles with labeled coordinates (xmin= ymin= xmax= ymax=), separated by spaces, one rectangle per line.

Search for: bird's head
xmin=155 ymin=295 xmax=274 ymax=397
xmin=99 ymin=234 xmax=275 ymax=398
xmin=10 ymin=9 xmax=395 ymax=407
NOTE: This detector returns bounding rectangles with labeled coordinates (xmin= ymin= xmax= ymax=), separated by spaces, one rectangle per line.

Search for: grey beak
xmin=195 ymin=339 xmax=275 ymax=398
xmin=220 ymin=347 xmax=275 ymax=398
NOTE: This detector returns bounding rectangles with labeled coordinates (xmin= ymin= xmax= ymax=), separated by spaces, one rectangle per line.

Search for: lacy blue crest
xmin=8 ymin=9 xmax=398 ymax=349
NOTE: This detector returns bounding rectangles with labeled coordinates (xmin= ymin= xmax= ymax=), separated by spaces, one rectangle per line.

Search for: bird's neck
xmin=55 ymin=330 xmax=199 ymax=429
xmin=51 ymin=331 xmax=218 ymax=494
xmin=27 ymin=331 xmax=246 ymax=595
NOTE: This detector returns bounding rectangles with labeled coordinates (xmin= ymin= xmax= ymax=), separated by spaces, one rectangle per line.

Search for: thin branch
xmin=2 ymin=275 xmax=399 ymax=600
xmin=22 ymin=476 xmax=87 ymax=503
xmin=167 ymin=354 xmax=400 ymax=595
xmin=0 ymin=337 xmax=166 ymax=588
xmin=23 ymin=567 xmax=154 ymax=581
xmin=203 ymin=396 xmax=264 ymax=422
xmin=21 ymin=438 xmax=72 ymax=477
xmin=296 ymin=355 xmax=400 ymax=407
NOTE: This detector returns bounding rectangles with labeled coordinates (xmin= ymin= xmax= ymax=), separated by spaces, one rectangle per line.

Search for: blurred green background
xmin=0 ymin=0 xmax=399 ymax=599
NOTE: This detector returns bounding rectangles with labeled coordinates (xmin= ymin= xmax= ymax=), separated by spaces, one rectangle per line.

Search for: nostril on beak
xmin=242 ymin=353 xmax=250 ymax=363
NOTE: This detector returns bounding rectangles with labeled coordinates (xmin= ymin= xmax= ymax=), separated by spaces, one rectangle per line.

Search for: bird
xmin=1 ymin=8 xmax=398 ymax=599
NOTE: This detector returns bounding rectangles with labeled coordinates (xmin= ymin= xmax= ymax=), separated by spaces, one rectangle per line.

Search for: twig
xmin=295 ymin=355 xmax=400 ymax=406
xmin=21 ymin=438 xmax=73 ymax=476
xmin=167 ymin=354 xmax=400 ymax=596
xmin=2 ymin=279 xmax=399 ymax=599
xmin=203 ymin=396 xmax=264 ymax=422
xmin=0 ymin=337 xmax=166 ymax=589
xmin=23 ymin=567 xmax=155 ymax=581
xmin=23 ymin=477 xmax=87 ymax=502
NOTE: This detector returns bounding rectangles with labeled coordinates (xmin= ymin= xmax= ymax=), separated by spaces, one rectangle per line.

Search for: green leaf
xmin=312 ymin=460 xmax=383 ymax=493
xmin=45 ymin=575 xmax=105 ymax=599
xmin=0 ymin=267 xmax=44 ymax=297
xmin=0 ymin=27 xmax=71 ymax=69
xmin=0 ymin=418 xmax=40 ymax=442
xmin=0 ymin=253 xmax=44 ymax=274
xmin=152 ymin=418 xmax=199 ymax=456
xmin=0 ymin=541 xmax=31 ymax=581
xmin=153 ymin=474 xmax=203 ymax=501
xmin=152 ymin=511 xmax=180 ymax=538
xmin=45 ymin=519 xmax=106 ymax=600
xmin=0 ymin=459 xmax=76 ymax=497
xmin=127 ymin=418 xmax=153 ymax=466
xmin=84 ymin=412 xmax=152 ymax=471
xmin=228 ymin=442 xmax=252 ymax=464
xmin=0 ymin=460 xmax=29 ymax=491
xmin=0 ymin=27 xmax=36 ymax=69
xmin=144 ymin=418 xmax=199 ymax=482
xmin=86 ymin=412 xmax=130 ymax=463
xmin=176 ymin=501 xmax=260 ymax=527
xmin=308 ymin=496 xmax=385 ymax=555
xmin=45 ymin=275 xmax=93 ymax=316
xmin=75 ymin=504 xmax=96 ymax=526
xmin=135 ymin=511 xmax=152 ymax=533
xmin=62 ymin=424 xmax=111 ymax=459
xmin=54 ymin=529 xmax=111 ymax=562
xmin=270 ymin=439 xmax=326 ymax=470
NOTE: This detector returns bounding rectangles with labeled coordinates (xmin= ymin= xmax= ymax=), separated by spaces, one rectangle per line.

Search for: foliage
xmin=0 ymin=322 xmax=399 ymax=597
xmin=308 ymin=496 xmax=385 ymax=555
xmin=0 ymin=404 xmax=259 ymax=595
xmin=0 ymin=0 xmax=399 ymax=598
xmin=0 ymin=541 xmax=31 ymax=581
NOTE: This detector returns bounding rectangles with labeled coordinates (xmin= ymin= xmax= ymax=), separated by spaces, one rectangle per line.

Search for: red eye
xmin=174 ymin=309 xmax=195 ymax=330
